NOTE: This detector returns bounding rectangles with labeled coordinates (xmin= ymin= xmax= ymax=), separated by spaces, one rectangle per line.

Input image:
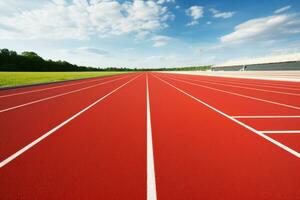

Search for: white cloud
xmin=206 ymin=21 xmax=212 ymax=25
xmin=274 ymin=5 xmax=291 ymax=14
xmin=52 ymin=0 xmax=67 ymax=5
xmin=157 ymin=0 xmax=175 ymax=4
xmin=151 ymin=35 xmax=171 ymax=47
xmin=209 ymin=8 xmax=235 ymax=19
xmin=186 ymin=6 xmax=204 ymax=26
xmin=0 ymin=0 xmax=50 ymax=18
xmin=220 ymin=14 xmax=300 ymax=43
xmin=135 ymin=30 xmax=151 ymax=40
xmin=0 ymin=0 xmax=174 ymax=40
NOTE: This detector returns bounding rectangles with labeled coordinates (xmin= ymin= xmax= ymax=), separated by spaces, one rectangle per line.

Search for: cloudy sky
xmin=0 ymin=0 xmax=300 ymax=68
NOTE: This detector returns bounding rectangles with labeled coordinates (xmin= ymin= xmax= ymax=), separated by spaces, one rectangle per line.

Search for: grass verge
xmin=0 ymin=72 xmax=129 ymax=88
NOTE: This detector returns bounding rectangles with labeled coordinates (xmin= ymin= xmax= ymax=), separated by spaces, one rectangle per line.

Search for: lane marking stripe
xmin=0 ymin=75 xmax=140 ymax=168
xmin=233 ymin=116 xmax=300 ymax=119
xmin=154 ymin=74 xmax=300 ymax=158
xmin=164 ymin=75 xmax=300 ymax=111
xmin=260 ymin=130 xmax=300 ymax=134
xmin=0 ymin=75 xmax=131 ymax=113
xmin=146 ymin=74 xmax=157 ymax=200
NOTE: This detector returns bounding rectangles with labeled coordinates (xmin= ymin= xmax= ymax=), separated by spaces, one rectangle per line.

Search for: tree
xmin=0 ymin=49 xmax=10 ymax=56
xmin=9 ymin=51 xmax=17 ymax=57
xmin=21 ymin=51 xmax=41 ymax=58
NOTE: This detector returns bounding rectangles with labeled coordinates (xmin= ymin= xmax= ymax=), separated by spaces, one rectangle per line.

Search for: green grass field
xmin=0 ymin=72 xmax=128 ymax=88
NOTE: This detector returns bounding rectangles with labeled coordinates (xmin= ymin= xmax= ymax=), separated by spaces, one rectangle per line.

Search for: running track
xmin=0 ymin=72 xmax=300 ymax=199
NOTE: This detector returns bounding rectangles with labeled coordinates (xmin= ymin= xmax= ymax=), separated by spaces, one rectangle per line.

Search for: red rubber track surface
xmin=157 ymin=73 xmax=300 ymax=157
xmin=1 ymin=72 xmax=300 ymax=199
xmin=149 ymin=73 xmax=300 ymax=200
xmin=0 ymin=73 xmax=146 ymax=199
xmin=0 ymin=73 xmax=135 ymax=161
xmin=161 ymin=74 xmax=300 ymax=116
xmin=0 ymin=74 xmax=129 ymax=110
xmin=238 ymin=118 xmax=300 ymax=130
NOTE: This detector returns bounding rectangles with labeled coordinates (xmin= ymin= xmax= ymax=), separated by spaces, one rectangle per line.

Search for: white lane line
xmin=260 ymin=130 xmax=300 ymax=134
xmin=0 ymin=75 xmax=118 ymax=98
xmin=164 ymin=75 xmax=300 ymax=111
xmin=146 ymin=74 xmax=157 ymax=200
xmin=0 ymin=75 xmax=131 ymax=113
xmin=0 ymin=75 xmax=140 ymax=168
xmin=233 ymin=116 xmax=300 ymax=119
xmin=153 ymin=74 xmax=300 ymax=159
xmin=171 ymin=75 xmax=300 ymax=97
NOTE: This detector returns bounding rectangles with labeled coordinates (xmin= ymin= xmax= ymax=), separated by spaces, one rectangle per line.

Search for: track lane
xmin=197 ymin=78 xmax=300 ymax=92
xmin=156 ymin=73 xmax=300 ymax=158
xmin=0 ymin=73 xmax=132 ymax=110
xmin=154 ymin=74 xmax=300 ymax=158
xmin=0 ymin=74 xmax=137 ymax=161
xmin=162 ymin=74 xmax=300 ymax=108
xmin=167 ymin=74 xmax=300 ymax=95
xmin=0 ymin=74 xmax=146 ymax=199
xmin=165 ymin=73 xmax=300 ymax=89
xmin=149 ymin=73 xmax=300 ymax=199
xmin=156 ymin=74 xmax=300 ymax=116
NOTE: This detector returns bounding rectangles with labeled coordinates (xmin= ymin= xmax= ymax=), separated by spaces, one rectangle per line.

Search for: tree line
xmin=0 ymin=49 xmax=100 ymax=71
xmin=0 ymin=48 xmax=210 ymax=71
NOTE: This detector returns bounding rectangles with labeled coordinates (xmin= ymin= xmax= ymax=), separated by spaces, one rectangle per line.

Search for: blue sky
xmin=0 ymin=0 xmax=300 ymax=68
